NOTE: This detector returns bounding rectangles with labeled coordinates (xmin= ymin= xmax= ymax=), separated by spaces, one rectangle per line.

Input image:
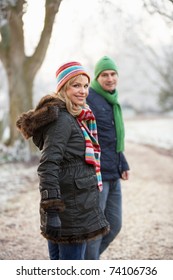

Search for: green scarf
xmin=91 ymin=79 xmax=125 ymax=152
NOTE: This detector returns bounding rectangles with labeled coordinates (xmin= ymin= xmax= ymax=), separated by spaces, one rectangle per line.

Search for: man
xmin=85 ymin=56 xmax=130 ymax=260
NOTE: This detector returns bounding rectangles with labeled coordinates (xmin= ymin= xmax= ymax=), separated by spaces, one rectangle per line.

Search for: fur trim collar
xmin=16 ymin=94 xmax=65 ymax=140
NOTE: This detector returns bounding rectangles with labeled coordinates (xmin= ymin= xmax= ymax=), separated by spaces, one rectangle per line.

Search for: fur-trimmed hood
xmin=16 ymin=94 xmax=66 ymax=146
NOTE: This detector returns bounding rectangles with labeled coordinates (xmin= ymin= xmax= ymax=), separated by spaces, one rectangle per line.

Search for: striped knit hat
xmin=56 ymin=61 xmax=90 ymax=92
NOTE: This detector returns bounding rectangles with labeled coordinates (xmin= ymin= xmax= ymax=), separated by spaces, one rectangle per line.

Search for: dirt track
xmin=0 ymin=142 xmax=173 ymax=260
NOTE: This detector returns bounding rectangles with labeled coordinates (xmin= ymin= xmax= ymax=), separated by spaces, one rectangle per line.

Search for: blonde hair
xmin=55 ymin=75 xmax=89 ymax=116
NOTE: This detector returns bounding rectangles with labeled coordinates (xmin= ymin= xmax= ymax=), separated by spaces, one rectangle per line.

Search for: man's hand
xmin=121 ymin=170 xmax=129 ymax=180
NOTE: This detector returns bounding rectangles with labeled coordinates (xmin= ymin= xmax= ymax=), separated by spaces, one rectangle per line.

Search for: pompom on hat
xmin=94 ymin=56 xmax=118 ymax=79
xmin=56 ymin=61 xmax=90 ymax=92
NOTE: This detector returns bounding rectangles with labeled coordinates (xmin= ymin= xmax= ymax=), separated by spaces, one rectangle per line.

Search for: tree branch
xmin=25 ymin=0 xmax=62 ymax=79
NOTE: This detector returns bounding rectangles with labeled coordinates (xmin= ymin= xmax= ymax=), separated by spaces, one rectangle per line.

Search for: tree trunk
xmin=0 ymin=0 xmax=63 ymax=146
xmin=8 ymin=68 xmax=33 ymax=144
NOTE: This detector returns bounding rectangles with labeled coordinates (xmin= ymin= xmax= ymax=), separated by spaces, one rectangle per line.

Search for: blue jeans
xmin=48 ymin=241 xmax=86 ymax=260
xmin=85 ymin=179 xmax=122 ymax=259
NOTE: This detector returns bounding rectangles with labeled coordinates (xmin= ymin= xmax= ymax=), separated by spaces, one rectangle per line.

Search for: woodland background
xmin=0 ymin=0 xmax=173 ymax=260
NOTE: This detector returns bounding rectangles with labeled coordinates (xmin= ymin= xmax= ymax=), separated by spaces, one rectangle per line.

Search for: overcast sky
xmin=24 ymin=0 xmax=172 ymax=66
xmin=1 ymin=0 xmax=172 ymax=112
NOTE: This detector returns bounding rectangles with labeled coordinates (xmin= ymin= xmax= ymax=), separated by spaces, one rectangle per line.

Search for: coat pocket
xmin=74 ymin=175 xmax=98 ymax=211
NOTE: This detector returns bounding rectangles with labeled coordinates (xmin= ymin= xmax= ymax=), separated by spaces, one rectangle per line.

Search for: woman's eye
xmin=73 ymin=84 xmax=79 ymax=88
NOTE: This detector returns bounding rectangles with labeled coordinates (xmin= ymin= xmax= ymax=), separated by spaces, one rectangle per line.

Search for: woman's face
xmin=66 ymin=75 xmax=89 ymax=106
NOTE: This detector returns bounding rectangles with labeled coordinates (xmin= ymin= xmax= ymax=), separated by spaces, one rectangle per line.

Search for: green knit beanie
xmin=94 ymin=56 xmax=118 ymax=79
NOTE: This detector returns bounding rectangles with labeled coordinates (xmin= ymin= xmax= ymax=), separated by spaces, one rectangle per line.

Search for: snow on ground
xmin=0 ymin=162 xmax=38 ymax=211
xmin=125 ymin=116 xmax=173 ymax=151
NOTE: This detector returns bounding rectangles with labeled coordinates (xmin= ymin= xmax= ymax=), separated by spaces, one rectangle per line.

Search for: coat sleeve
xmin=118 ymin=152 xmax=130 ymax=175
xmin=37 ymin=112 xmax=72 ymax=211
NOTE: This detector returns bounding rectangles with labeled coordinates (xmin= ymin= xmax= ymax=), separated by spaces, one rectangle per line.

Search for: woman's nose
xmin=79 ymin=87 xmax=86 ymax=94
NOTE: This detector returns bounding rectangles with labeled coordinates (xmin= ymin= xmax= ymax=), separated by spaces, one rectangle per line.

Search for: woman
xmin=16 ymin=61 xmax=109 ymax=260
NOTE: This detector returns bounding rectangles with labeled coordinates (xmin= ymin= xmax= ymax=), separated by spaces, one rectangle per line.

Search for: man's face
xmin=97 ymin=70 xmax=118 ymax=92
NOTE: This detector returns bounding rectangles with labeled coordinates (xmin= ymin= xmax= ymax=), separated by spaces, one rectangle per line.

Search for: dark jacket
xmin=16 ymin=94 xmax=109 ymax=243
xmin=87 ymin=88 xmax=129 ymax=181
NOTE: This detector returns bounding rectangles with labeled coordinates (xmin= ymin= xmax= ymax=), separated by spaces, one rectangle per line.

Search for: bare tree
xmin=144 ymin=0 xmax=173 ymax=22
xmin=142 ymin=0 xmax=173 ymax=111
xmin=0 ymin=0 xmax=62 ymax=144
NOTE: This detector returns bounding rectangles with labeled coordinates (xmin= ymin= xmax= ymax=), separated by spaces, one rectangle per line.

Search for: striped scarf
xmin=77 ymin=108 xmax=102 ymax=191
